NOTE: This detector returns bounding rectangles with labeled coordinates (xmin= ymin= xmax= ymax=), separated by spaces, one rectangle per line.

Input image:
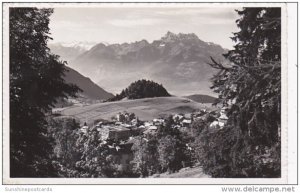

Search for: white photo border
xmin=1 ymin=2 xmax=296 ymax=185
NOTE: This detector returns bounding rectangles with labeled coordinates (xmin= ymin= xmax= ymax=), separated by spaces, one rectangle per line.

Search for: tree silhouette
xmin=9 ymin=8 xmax=80 ymax=177
xmin=205 ymin=8 xmax=281 ymax=177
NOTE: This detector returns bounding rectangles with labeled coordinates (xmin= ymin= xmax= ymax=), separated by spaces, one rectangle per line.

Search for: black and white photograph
xmin=1 ymin=2 xmax=298 ymax=186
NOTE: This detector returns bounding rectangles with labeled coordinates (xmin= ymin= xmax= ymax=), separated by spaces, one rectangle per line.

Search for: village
xmin=77 ymin=108 xmax=228 ymax=170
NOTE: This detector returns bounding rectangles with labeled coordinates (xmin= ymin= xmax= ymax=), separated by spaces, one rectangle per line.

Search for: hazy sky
xmin=49 ymin=7 xmax=240 ymax=49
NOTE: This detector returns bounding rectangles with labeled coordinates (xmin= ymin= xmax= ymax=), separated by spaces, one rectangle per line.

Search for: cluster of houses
xmin=78 ymin=109 xmax=228 ymax=170
xmin=79 ymin=108 xmax=229 ymax=141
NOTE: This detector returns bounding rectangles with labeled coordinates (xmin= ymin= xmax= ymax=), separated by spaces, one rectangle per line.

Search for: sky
xmin=49 ymin=6 xmax=240 ymax=49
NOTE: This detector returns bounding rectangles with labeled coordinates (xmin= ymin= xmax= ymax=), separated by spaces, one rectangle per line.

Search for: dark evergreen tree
xmin=204 ymin=8 xmax=281 ymax=177
xmin=9 ymin=8 xmax=80 ymax=177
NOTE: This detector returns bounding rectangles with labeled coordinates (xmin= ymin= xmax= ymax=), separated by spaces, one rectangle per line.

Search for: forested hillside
xmin=108 ymin=79 xmax=171 ymax=101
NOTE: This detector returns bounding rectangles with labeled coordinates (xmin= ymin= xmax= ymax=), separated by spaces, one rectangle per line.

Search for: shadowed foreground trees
xmin=131 ymin=116 xmax=189 ymax=177
xmin=195 ymin=8 xmax=281 ymax=177
xmin=10 ymin=8 xmax=80 ymax=177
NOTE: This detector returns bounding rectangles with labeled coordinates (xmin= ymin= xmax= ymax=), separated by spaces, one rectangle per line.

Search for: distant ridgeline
xmin=185 ymin=94 xmax=217 ymax=104
xmin=107 ymin=79 xmax=171 ymax=101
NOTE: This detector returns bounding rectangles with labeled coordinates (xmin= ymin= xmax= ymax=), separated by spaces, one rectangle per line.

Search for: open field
xmin=57 ymin=96 xmax=216 ymax=124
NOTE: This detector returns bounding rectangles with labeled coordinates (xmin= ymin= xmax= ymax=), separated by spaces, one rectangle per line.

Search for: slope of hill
xmin=184 ymin=94 xmax=217 ymax=103
xmin=64 ymin=66 xmax=114 ymax=100
xmin=58 ymin=96 xmax=217 ymax=124
xmin=60 ymin=31 xmax=228 ymax=96
xmin=150 ymin=166 xmax=210 ymax=178
xmin=108 ymin=79 xmax=171 ymax=101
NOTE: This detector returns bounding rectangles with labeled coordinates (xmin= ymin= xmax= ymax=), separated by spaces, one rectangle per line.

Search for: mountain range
xmin=49 ymin=31 xmax=228 ymax=96
xmin=48 ymin=42 xmax=96 ymax=62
